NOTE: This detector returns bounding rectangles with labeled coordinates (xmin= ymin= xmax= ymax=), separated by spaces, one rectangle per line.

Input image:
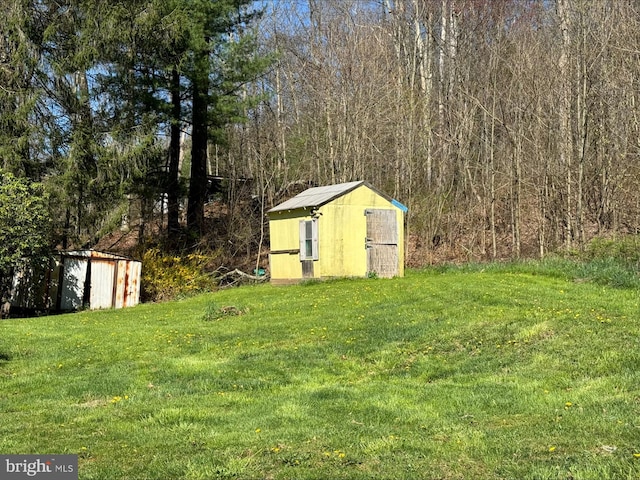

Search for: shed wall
xmin=60 ymin=256 xmax=88 ymax=310
xmin=114 ymin=259 xmax=141 ymax=308
xmin=8 ymin=251 xmax=141 ymax=313
xmin=90 ymin=258 xmax=116 ymax=309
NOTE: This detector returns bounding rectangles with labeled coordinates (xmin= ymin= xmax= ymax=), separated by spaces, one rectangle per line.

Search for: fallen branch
xmin=217 ymin=268 xmax=268 ymax=288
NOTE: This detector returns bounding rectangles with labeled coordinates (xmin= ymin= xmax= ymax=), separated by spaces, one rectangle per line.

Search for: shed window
xmin=299 ymin=219 xmax=319 ymax=261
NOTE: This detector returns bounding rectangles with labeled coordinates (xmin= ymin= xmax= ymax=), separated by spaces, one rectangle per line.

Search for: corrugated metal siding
xmin=60 ymin=256 xmax=89 ymax=310
xmin=123 ymin=260 xmax=141 ymax=307
xmin=89 ymin=252 xmax=141 ymax=310
xmin=114 ymin=259 xmax=140 ymax=309
xmin=89 ymin=258 xmax=116 ymax=309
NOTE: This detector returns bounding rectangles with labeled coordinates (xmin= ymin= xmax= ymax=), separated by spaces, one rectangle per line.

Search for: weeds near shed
xmin=202 ymin=302 xmax=247 ymax=321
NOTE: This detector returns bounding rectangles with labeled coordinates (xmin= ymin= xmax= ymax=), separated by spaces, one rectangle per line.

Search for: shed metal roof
xmin=61 ymin=250 xmax=138 ymax=261
xmin=268 ymin=180 xmax=365 ymax=213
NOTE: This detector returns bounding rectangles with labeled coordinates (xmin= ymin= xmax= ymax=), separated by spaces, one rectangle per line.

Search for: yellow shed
xmin=267 ymin=181 xmax=407 ymax=284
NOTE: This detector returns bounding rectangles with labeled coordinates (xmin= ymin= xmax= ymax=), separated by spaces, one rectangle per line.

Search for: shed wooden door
xmin=365 ymin=209 xmax=398 ymax=278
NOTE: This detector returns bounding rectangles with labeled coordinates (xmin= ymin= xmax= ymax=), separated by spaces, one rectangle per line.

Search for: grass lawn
xmin=1 ymin=266 xmax=640 ymax=479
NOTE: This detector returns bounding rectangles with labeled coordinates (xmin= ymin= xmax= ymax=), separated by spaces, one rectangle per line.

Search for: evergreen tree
xmin=184 ymin=1 xmax=271 ymax=235
xmin=162 ymin=0 xmax=269 ymax=236
xmin=94 ymin=0 xmax=270 ymax=237
xmin=0 ymin=0 xmax=40 ymax=177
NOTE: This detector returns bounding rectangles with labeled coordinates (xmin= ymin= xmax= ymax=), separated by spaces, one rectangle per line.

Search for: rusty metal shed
xmin=10 ymin=250 xmax=141 ymax=313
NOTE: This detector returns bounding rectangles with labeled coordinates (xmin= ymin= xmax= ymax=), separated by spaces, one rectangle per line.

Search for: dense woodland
xmin=2 ymin=0 xmax=640 ymax=275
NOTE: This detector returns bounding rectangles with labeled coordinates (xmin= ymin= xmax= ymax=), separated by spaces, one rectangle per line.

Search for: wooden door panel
xmin=365 ymin=209 xmax=398 ymax=278
xmin=365 ymin=209 xmax=397 ymax=244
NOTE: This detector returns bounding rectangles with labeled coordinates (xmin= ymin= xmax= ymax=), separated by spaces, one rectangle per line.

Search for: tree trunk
xmin=489 ymin=72 xmax=497 ymax=259
xmin=187 ymin=74 xmax=209 ymax=235
xmin=415 ymin=2 xmax=433 ymax=187
xmin=576 ymin=9 xmax=588 ymax=245
xmin=512 ymin=133 xmax=522 ymax=259
xmin=168 ymin=67 xmax=181 ymax=234
xmin=557 ymin=0 xmax=573 ymax=248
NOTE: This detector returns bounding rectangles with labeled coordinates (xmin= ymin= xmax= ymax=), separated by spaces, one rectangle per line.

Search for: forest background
xmin=2 ymin=0 xmax=640 ymax=299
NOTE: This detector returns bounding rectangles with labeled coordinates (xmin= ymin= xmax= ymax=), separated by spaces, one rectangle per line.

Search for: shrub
xmin=0 ymin=171 xmax=51 ymax=288
xmin=140 ymin=248 xmax=220 ymax=302
xmin=582 ymin=236 xmax=640 ymax=267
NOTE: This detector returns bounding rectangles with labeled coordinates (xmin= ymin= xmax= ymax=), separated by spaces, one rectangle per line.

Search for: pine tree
xmin=93 ymin=0 xmax=270 ymax=237
xmin=0 ymin=0 xmax=40 ymax=177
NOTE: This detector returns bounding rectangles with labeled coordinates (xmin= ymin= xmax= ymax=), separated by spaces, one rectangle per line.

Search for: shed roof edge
xmin=268 ymin=181 xmax=406 ymax=215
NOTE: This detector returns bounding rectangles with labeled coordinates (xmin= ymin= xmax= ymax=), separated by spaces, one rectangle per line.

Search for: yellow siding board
xmin=269 ymin=251 xmax=301 ymax=280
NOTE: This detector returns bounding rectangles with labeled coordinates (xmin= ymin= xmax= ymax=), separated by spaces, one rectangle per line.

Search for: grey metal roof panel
xmin=268 ymin=180 xmax=364 ymax=213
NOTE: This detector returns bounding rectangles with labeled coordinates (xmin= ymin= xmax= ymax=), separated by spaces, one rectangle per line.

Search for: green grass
xmin=2 ymin=266 xmax=640 ymax=479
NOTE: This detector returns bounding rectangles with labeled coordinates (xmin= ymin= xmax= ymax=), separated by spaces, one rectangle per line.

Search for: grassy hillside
xmin=1 ymin=267 xmax=639 ymax=479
